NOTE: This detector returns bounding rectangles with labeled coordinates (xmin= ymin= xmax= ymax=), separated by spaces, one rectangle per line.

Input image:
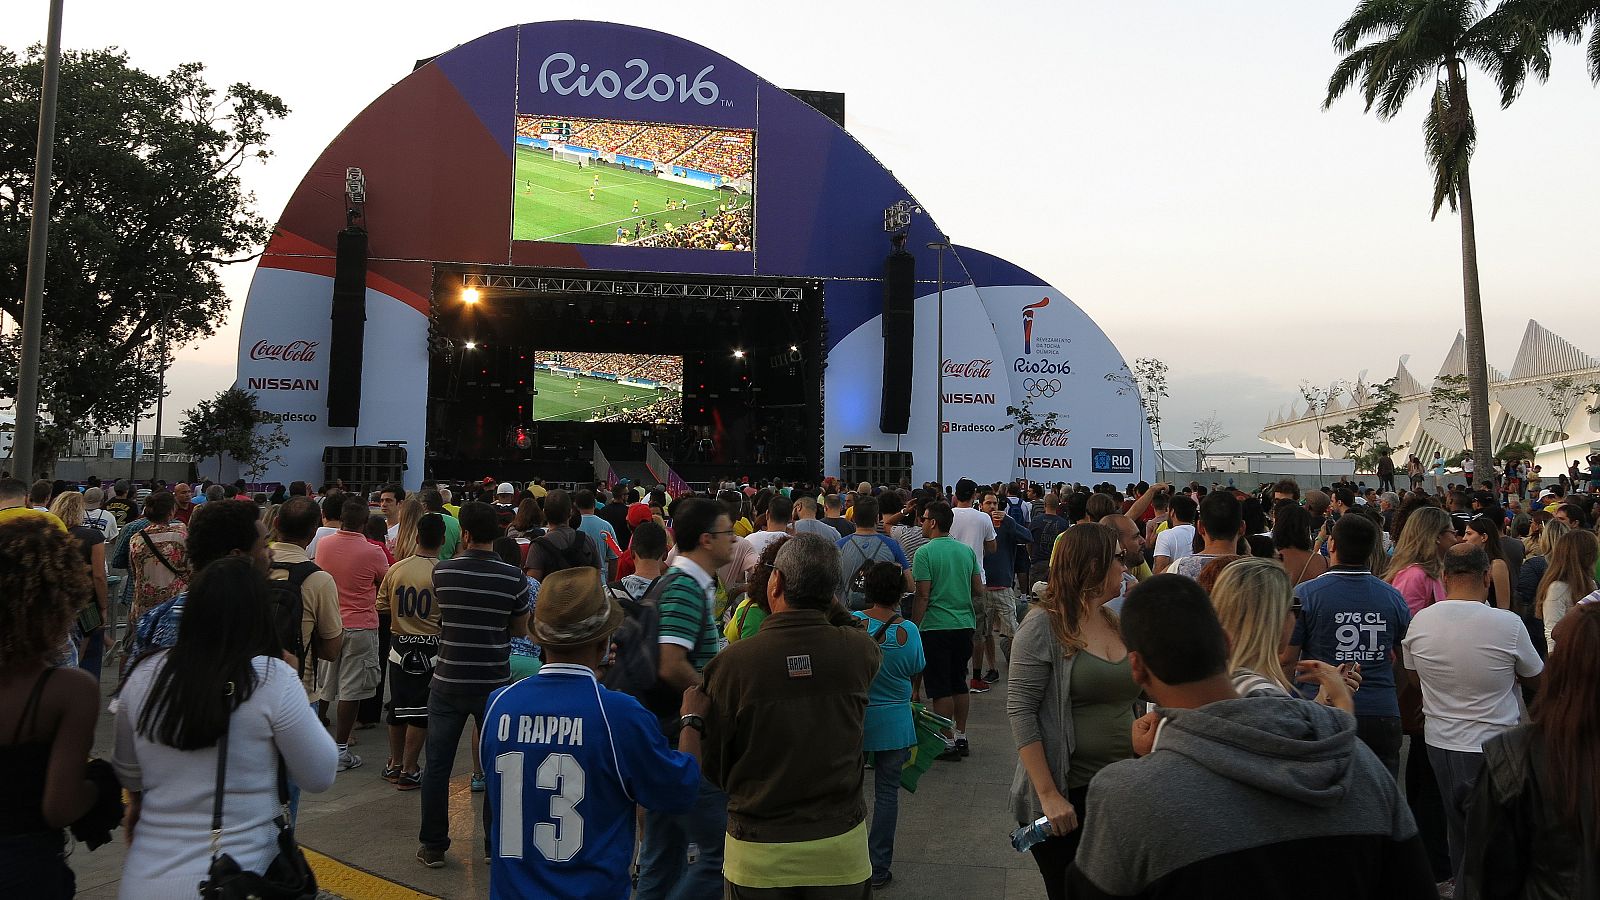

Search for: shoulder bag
xmin=198 ymin=726 xmax=318 ymax=899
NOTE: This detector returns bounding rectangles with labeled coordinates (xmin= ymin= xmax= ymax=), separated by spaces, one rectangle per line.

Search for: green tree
xmin=0 ymin=46 xmax=286 ymax=457
xmin=1483 ymin=0 xmax=1600 ymax=90
xmin=1001 ymin=397 xmax=1068 ymax=486
xmin=1427 ymin=373 xmax=1474 ymax=453
xmin=1299 ymin=381 xmax=1345 ymax=482
xmin=1326 ymin=377 xmax=1405 ymax=471
xmin=1534 ymin=375 xmax=1600 ymax=467
xmin=1106 ymin=358 xmax=1169 ymax=480
xmin=180 ymin=388 xmax=288 ymax=480
xmin=1186 ymin=413 xmax=1227 ymax=457
xmin=1325 ymin=1 xmax=1523 ymax=486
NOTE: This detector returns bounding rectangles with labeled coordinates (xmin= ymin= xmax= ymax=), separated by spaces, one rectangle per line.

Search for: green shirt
xmin=1066 ymin=650 xmax=1140 ymax=787
xmin=438 ymin=513 xmax=462 ymax=560
xmin=911 ymin=536 xmax=980 ymax=632
xmin=659 ymin=563 xmax=720 ymax=672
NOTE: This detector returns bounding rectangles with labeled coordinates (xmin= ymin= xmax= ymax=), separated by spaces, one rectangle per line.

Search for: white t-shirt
xmin=1153 ymin=523 xmax=1196 ymax=565
xmin=744 ymin=528 xmax=789 ymax=560
xmin=306 ymin=525 xmax=339 ymax=559
xmin=1403 ymin=600 xmax=1543 ymax=754
xmin=948 ymin=506 xmax=996 ymax=565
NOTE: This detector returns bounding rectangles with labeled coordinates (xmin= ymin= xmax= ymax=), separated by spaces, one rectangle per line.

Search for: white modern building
xmin=1259 ymin=320 xmax=1600 ymax=474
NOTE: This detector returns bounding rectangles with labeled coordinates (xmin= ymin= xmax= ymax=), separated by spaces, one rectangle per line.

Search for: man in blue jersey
xmin=483 ymin=568 xmax=705 ymax=899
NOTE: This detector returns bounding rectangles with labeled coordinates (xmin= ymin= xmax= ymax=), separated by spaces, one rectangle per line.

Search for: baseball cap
xmin=496 ymin=483 xmax=515 ymax=496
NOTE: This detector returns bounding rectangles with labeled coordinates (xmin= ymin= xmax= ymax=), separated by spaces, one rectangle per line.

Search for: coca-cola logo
xmin=1017 ymin=430 xmax=1071 ymax=448
xmin=250 ymin=340 xmax=319 ymax=362
xmin=941 ymin=359 xmax=993 ymax=379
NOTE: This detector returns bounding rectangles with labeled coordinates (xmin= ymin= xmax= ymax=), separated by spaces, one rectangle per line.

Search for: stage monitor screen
xmin=533 ymin=352 xmax=684 ymax=424
xmin=513 ymin=114 xmax=753 ymax=251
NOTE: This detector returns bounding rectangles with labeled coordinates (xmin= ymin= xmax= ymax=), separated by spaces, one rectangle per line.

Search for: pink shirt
xmin=1390 ymin=564 xmax=1445 ymax=616
xmin=313 ymin=530 xmax=390 ymax=630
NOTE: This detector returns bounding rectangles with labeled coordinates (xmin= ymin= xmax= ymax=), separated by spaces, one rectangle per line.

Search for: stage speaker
xmin=840 ymin=450 xmax=913 ymax=488
xmin=327 ymin=227 xmax=368 ymax=428
xmin=878 ymin=249 xmax=915 ymax=434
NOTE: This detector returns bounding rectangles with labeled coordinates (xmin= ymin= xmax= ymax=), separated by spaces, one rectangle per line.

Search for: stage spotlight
xmin=732 ymin=349 xmax=745 ymax=359
xmin=465 ymin=340 xmax=478 ymax=350
xmin=463 ymin=287 xmax=480 ymax=304
xmin=789 ymin=345 xmax=798 ymax=352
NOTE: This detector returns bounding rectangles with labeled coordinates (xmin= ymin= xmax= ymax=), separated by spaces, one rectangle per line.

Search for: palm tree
xmin=1483 ymin=0 xmax=1600 ymax=91
xmin=1325 ymin=0 xmax=1520 ymax=488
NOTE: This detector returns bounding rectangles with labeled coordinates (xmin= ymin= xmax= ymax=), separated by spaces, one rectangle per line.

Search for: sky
xmin=4 ymin=0 xmax=1597 ymax=452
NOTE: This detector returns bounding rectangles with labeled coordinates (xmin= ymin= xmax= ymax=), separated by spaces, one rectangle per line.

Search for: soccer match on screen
xmin=512 ymin=115 xmax=753 ymax=249
xmin=531 ymin=352 xmax=684 ymax=424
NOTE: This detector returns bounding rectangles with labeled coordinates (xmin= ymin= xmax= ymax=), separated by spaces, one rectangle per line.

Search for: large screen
xmin=512 ymin=114 xmax=753 ymax=250
xmin=533 ymin=352 xmax=684 ymax=424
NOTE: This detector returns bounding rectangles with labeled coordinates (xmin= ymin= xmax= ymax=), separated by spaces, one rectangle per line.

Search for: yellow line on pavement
xmin=303 ymin=847 xmax=439 ymax=900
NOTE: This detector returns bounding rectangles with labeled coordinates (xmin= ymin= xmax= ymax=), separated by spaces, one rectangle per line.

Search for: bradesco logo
xmin=942 ymin=422 xmax=999 ymax=433
xmin=1092 ymin=448 xmax=1135 ymax=473
xmin=538 ymin=52 xmax=721 ymax=106
xmin=250 ymin=340 xmax=318 ymax=362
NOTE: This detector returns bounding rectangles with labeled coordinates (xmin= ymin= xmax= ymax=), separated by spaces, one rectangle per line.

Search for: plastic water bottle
xmin=1010 ymin=815 xmax=1053 ymax=852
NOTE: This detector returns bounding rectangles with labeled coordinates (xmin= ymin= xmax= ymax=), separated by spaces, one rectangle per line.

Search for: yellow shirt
xmin=723 ymin=820 xmax=870 ymax=889
xmin=376 ymin=555 xmax=442 ymax=637
xmin=0 ymin=507 xmax=66 ymax=531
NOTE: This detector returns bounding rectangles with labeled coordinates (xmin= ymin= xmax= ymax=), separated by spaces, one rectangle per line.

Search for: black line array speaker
xmin=878 ymin=249 xmax=915 ymax=434
xmin=840 ymin=450 xmax=912 ymax=488
xmin=322 ymin=445 xmax=405 ymax=496
xmin=326 ymin=227 xmax=368 ymax=428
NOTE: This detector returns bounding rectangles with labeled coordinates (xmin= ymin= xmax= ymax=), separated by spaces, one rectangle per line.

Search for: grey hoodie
xmin=1068 ymin=696 xmax=1436 ymax=899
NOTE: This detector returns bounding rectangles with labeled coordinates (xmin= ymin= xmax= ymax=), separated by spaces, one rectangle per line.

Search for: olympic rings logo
xmin=1024 ymin=378 xmax=1062 ymax=398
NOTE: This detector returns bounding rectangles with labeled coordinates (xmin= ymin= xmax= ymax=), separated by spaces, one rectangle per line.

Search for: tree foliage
xmin=1186 ymin=414 xmax=1227 ymax=456
xmin=1427 ymin=374 xmax=1474 ymax=452
xmin=1107 ymin=358 xmax=1170 ymax=479
xmin=1326 ymin=377 xmax=1405 ymax=470
xmin=180 ymin=387 xmax=287 ymax=479
xmin=1002 ymin=397 xmax=1068 ymax=484
xmin=0 ymin=46 xmax=286 ymax=446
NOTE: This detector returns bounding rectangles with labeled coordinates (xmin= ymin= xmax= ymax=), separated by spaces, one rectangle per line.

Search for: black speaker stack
xmin=878 ymin=247 xmax=915 ymax=434
xmin=326 ymin=227 xmax=368 ymax=428
xmin=322 ymin=445 xmax=406 ymax=495
xmin=840 ymin=450 xmax=913 ymax=489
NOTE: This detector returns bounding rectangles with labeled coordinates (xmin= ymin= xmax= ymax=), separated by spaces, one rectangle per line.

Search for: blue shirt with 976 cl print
xmin=1292 ymin=566 xmax=1412 ymax=718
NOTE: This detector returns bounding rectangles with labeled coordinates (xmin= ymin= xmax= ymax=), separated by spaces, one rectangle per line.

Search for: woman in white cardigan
xmin=1536 ymin=529 xmax=1598 ymax=652
xmin=114 ymin=556 xmax=337 ymax=899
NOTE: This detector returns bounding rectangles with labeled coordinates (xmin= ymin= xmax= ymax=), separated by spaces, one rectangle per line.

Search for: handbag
xmin=198 ymin=728 xmax=318 ymax=899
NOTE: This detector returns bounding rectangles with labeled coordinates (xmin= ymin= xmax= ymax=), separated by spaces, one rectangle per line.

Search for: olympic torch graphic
xmin=1021 ymin=297 xmax=1051 ymax=354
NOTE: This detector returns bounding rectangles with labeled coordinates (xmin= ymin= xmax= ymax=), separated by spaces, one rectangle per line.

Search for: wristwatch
xmin=678 ymin=714 xmax=707 ymax=736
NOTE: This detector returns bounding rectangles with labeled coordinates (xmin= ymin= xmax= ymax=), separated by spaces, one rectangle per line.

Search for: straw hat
xmin=534 ymin=569 xmax=624 ymax=647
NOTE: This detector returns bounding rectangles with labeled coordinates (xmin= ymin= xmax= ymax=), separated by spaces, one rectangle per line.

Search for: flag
xmin=645 ymin=443 xmax=690 ymax=498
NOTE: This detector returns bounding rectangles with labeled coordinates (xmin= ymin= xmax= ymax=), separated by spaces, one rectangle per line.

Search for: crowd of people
xmin=632 ymin=205 xmax=752 ymax=251
xmin=672 ymin=130 xmax=754 ymax=179
xmin=535 ymin=352 xmax=684 ymax=387
xmin=2 ymin=464 xmax=1596 ymax=899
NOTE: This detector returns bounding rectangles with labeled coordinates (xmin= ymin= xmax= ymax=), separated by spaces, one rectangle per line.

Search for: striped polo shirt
xmin=430 ymin=549 xmax=531 ymax=696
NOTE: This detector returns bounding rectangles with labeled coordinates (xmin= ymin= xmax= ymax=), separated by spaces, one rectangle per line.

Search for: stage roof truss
xmin=462 ymin=273 xmax=804 ymax=303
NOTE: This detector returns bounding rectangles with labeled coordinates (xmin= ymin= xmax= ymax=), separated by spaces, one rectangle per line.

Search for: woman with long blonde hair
xmin=1210 ymin=557 xmax=1354 ymax=712
xmin=1007 ymin=523 xmax=1136 ymax=900
xmin=47 ymin=490 xmax=109 ymax=678
xmin=390 ymin=498 xmax=425 ymax=561
xmin=1536 ymin=529 xmax=1598 ymax=651
xmin=1384 ymin=506 xmax=1457 ymax=614
xmin=1515 ymin=519 xmax=1568 ymax=611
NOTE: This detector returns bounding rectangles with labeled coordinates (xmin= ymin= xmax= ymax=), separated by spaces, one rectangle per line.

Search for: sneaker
xmin=396 ymin=771 xmax=422 ymax=791
xmin=982 ymin=669 xmax=1001 ymax=684
xmin=1436 ymin=880 xmax=1455 ymax=899
xmin=381 ymin=762 xmax=401 ymax=784
xmin=871 ymin=871 xmax=893 ymax=889
xmin=956 ymin=737 xmax=970 ymax=757
xmin=935 ymin=743 xmax=962 ymax=762
xmin=470 ymin=772 xmax=486 ymax=793
xmin=337 ymin=750 xmax=363 ymax=772
xmin=967 ymin=677 xmax=990 ymax=693
xmin=416 ymin=846 xmax=446 ymax=869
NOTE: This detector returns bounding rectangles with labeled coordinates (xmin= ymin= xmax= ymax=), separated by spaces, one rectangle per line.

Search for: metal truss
xmin=461 ymin=272 xmax=803 ymax=303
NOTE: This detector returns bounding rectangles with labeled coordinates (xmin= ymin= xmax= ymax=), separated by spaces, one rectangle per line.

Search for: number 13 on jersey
xmin=495 ymin=751 xmax=587 ymax=862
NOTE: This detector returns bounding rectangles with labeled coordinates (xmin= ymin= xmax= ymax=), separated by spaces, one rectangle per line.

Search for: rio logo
xmin=538 ymin=52 xmax=720 ymax=106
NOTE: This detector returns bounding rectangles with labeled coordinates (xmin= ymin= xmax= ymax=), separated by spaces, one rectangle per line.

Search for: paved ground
xmin=71 ymin=668 xmax=1043 ymax=899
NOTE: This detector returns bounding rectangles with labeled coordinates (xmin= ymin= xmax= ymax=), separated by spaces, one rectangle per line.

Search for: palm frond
xmin=1424 ymin=75 xmax=1477 ymax=218
xmin=1333 ymin=0 xmax=1416 ymax=52
xmin=1590 ymin=16 xmax=1600 ymax=83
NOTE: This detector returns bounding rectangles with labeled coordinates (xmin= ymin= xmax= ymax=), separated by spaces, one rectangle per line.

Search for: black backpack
xmin=840 ymin=535 xmax=893 ymax=611
xmin=534 ymin=528 xmax=600 ymax=574
xmin=601 ymin=569 xmax=699 ymax=732
xmin=268 ymin=561 xmax=319 ymax=676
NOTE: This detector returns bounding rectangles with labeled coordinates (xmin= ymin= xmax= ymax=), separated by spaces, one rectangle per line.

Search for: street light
xmin=927 ymin=239 xmax=952 ymax=492
xmin=12 ymin=0 xmax=66 ymax=479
